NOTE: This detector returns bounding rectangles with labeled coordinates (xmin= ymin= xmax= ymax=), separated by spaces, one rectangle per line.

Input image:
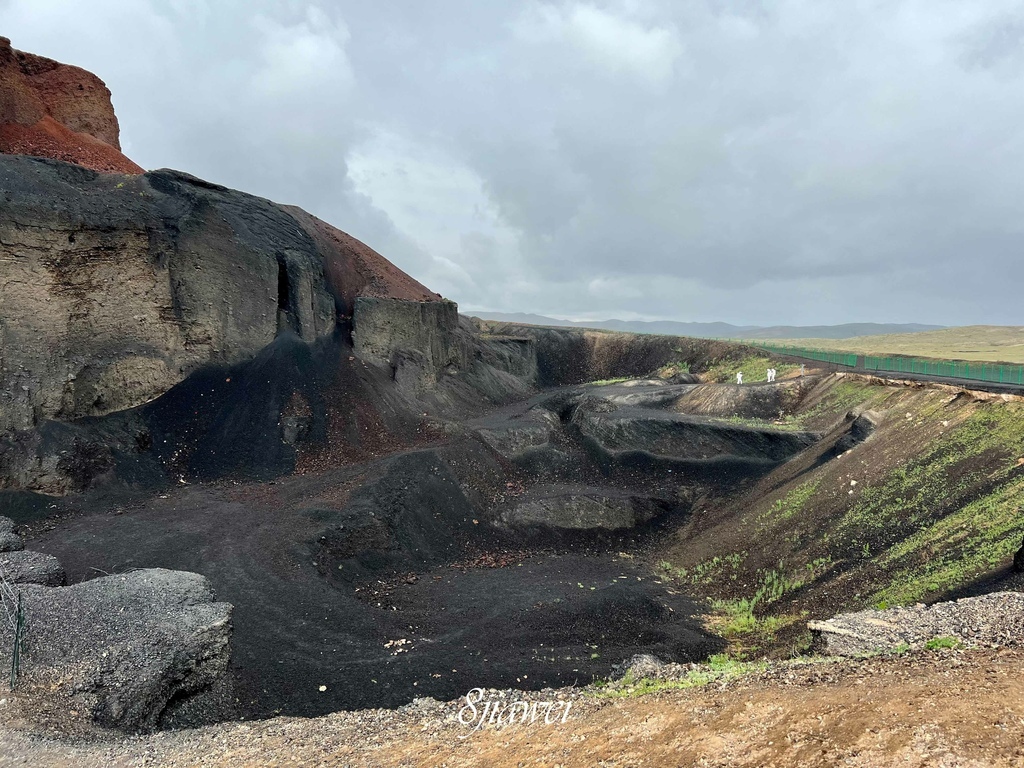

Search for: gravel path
xmin=809 ymin=591 xmax=1024 ymax=655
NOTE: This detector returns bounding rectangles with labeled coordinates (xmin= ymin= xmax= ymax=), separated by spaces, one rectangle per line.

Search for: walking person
xmin=736 ymin=371 xmax=743 ymax=385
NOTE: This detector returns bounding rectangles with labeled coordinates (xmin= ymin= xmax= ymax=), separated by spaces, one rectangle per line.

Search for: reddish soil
xmin=286 ymin=206 xmax=441 ymax=314
xmin=3 ymin=647 xmax=1023 ymax=766
xmin=0 ymin=37 xmax=142 ymax=174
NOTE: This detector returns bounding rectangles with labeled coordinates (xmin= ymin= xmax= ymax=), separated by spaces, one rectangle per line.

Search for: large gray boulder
xmin=0 ymin=568 xmax=232 ymax=731
xmin=475 ymin=407 xmax=561 ymax=460
xmin=0 ymin=549 xmax=65 ymax=585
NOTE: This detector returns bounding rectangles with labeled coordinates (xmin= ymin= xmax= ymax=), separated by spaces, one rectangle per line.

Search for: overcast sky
xmin=4 ymin=1 xmax=1024 ymax=326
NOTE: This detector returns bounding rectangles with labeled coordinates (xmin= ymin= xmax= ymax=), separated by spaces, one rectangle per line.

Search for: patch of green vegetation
xmin=656 ymin=360 xmax=691 ymax=377
xmin=595 ymin=653 xmax=768 ymax=698
xmin=588 ymin=376 xmax=631 ymax=386
xmin=924 ymin=636 xmax=962 ymax=650
xmin=801 ymin=400 xmax=1024 ymax=606
xmin=835 ymin=404 xmax=1024 ymax=552
xmin=710 ymin=598 xmax=792 ymax=639
xmin=758 ymin=479 xmax=822 ymax=526
xmin=701 ymin=355 xmax=799 ymax=384
xmin=708 ymin=414 xmax=809 ymax=432
xmin=795 ymin=378 xmax=890 ymax=428
xmin=821 ymin=380 xmax=885 ymax=413
xmin=871 ymin=473 xmax=1024 ymax=605
xmin=707 ymin=560 xmax=831 ymax=643
xmin=658 ymin=552 xmax=745 ymax=586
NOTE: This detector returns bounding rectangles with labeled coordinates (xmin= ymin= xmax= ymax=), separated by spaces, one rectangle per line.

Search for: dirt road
xmin=2 ymin=647 xmax=1022 ymax=767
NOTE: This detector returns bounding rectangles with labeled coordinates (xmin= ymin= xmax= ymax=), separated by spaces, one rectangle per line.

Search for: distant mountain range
xmin=469 ymin=313 xmax=945 ymax=340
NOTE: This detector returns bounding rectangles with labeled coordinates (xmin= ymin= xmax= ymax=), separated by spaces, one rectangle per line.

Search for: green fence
xmin=740 ymin=341 xmax=1024 ymax=386
xmin=747 ymin=342 xmax=858 ymax=368
xmin=861 ymin=356 xmax=1024 ymax=385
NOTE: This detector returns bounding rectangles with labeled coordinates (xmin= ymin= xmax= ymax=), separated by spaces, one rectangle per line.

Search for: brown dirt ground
xmin=0 ymin=115 xmax=144 ymax=174
xmin=2 ymin=647 xmax=1023 ymax=767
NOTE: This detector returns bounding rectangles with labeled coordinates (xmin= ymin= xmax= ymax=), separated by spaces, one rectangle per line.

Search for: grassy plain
xmin=750 ymin=325 xmax=1024 ymax=363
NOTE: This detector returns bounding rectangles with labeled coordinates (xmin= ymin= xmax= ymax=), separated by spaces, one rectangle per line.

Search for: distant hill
xmin=471 ymin=313 xmax=944 ymax=340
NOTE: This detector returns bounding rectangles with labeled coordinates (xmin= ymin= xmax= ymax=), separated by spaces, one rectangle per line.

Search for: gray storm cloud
xmin=3 ymin=0 xmax=1024 ymax=325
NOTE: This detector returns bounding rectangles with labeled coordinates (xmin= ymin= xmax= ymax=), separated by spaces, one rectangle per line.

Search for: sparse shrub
xmin=925 ymin=636 xmax=961 ymax=651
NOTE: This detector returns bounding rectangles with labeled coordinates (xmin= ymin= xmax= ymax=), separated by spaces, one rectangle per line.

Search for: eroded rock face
xmin=1 ymin=568 xmax=232 ymax=731
xmin=0 ymin=156 xmax=440 ymax=439
xmin=671 ymin=378 xmax=818 ymax=421
xmin=481 ymin=323 xmax=742 ymax=387
xmin=0 ymin=38 xmax=142 ymax=174
xmin=500 ymin=487 xmax=671 ymax=532
xmin=574 ymin=402 xmax=818 ymax=465
xmin=353 ymin=297 xmax=465 ymax=389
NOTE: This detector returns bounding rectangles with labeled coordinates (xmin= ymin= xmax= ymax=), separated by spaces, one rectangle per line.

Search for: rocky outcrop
xmin=0 ymin=156 xmax=441 ymax=438
xmin=0 ymin=38 xmax=142 ymax=174
xmin=499 ymin=486 xmax=671 ymax=532
xmin=574 ymin=400 xmax=819 ymax=467
xmin=808 ymin=592 xmax=1024 ymax=656
xmin=0 ymin=113 xmax=537 ymax=493
xmin=286 ymin=208 xmax=440 ymax=312
xmin=0 ymin=516 xmax=64 ymax=583
xmin=481 ymin=323 xmax=747 ymax=387
xmin=474 ymin=406 xmax=561 ymax=461
xmin=353 ymin=297 xmax=464 ymax=388
xmin=1 ymin=568 xmax=232 ymax=731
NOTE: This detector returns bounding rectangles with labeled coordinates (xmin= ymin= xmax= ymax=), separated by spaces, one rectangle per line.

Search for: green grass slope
xmin=658 ymin=374 xmax=1024 ymax=657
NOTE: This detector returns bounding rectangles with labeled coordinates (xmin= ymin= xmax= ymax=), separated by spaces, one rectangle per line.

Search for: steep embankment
xmin=0 ymin=37 xmax=142 ymax=174
xmin=479 ymin=320 xmax=755 ymax=386
xmin=0 ymin=156 xmax=538 ymax=493
xmin=659 ymin=373 xmax=1024 ymax=655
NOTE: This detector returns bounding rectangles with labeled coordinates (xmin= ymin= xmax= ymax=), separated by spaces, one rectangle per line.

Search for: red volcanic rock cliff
xmin=0 ymin=37 xmax=142 ymax=174
xmin=285 ymin=205 xmax=442 ymax=314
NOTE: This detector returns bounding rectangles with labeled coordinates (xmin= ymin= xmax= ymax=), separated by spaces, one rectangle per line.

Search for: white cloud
xmin=516 ymin=2 xmax=682 ymax=84
xmin=7 ymin=1 xmax=1024 ymax=324
xmin=251 ymin=7 xmax=354 ymax=99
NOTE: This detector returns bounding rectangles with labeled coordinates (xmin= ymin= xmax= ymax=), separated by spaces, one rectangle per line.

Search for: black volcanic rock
xmin=0 ymin=156 xmax=535 ymax=492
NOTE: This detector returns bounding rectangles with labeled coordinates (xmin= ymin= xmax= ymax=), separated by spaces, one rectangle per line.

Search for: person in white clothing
xmin=736 ymin=371 xmax=743 ymax=385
